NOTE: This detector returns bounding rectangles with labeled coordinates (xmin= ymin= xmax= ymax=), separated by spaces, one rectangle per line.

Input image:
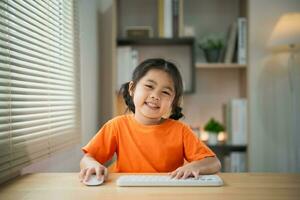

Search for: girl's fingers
xmin=174 ymin=170 xmax=184 ymax=179
xmin=182 ymin=171 xmax=191 ymax=179
xmin=192 ymin=171 xmax=199 ymax=179
xmin=84 ymin=168 xmax=94 ymax=182
xmin=103 ymin=167 xmax=108 ymax=180
xmin=95 ymin=167 xmax=101 ymax=180
xmin=78 ymin=168 xmax=87 ymax=181
xmin=170 ymin=169 xmax=179 ymax=178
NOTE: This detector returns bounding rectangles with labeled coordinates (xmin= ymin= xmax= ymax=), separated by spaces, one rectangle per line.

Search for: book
xmin=226 ymin=99 xmax=247 ymax=145
xmin=172 ymin=0 xmax=178 ymax=37
xmin=164 ymin=0 xmax=173 ymax=38
xmin=158 ymin=0 xmax=164 ymax=37
xmin=224 ymin=22 xmax=237 ymax=63
xmin=230 ymin=152 xmax=247 ymax=172
xmin=158 ymin=0 xmax=183 ymax=38
xmin=178 ymin=0 xmax=184 ymax=37
xmin=237 ymin=18 xmax=247 ymax=64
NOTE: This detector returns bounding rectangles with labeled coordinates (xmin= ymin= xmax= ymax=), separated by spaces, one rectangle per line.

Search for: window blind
xmin=0 ymin=0 xmax=80 ymax=183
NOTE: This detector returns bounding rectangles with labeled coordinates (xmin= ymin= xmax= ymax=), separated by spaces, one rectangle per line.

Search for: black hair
xmin=119 ymin=58 xmax=184 ymax=120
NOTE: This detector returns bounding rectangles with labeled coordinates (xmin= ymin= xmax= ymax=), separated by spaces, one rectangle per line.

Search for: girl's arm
xmin=170 ymin=156 xmax=221 ymax=179
xmin=79 ymin=154 xmax=108 ymax=182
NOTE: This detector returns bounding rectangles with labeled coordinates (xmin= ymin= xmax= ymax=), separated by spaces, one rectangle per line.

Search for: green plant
xmin=204 ymin=118 xmax=225 ymax=134
xmin=198 ymin=33 xmax=225 ymax=50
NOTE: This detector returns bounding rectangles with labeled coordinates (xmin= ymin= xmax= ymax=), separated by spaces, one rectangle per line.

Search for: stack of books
xmin=225 ymin=98 xmax=248 ymax=145
xmin=158 ymin=0 xmax=183 ymax=38
xmin=224 ymin=18 xmax=247 ymax=64
xmin=223 ymin=99 xmax=248 ymax=172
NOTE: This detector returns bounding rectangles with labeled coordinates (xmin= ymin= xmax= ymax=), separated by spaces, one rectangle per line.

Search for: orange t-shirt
xmin=82 ymin=115 xmax=215 ymax=173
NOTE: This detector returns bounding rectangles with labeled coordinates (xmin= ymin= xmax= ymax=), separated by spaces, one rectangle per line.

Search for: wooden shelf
xmin=208 ymin=144 xmax=247 ymax=152
xmin=117 ymin=37 xmax=195 ymax=46
xmin=196 ymin=63 xmax=247 ymax=69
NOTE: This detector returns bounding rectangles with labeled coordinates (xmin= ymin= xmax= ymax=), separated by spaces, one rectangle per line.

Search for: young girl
xmin=79 ymin=58 xmax=221 ymax=183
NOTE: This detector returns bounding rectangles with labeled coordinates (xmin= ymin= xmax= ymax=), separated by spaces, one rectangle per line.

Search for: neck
xmin=133 ymin=113 xmax=164 ymax=125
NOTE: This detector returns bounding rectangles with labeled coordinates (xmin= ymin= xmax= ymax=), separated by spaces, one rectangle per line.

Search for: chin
xmin=142 ymin=112 xmax=162 ymax=120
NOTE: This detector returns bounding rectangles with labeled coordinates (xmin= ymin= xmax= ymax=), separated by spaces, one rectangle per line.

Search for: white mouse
xmin=83 ymin=175 xmax=104 ymax=186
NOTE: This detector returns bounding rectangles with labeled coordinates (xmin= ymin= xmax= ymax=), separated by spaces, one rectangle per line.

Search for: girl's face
xmin=129 ymin=69 xmax=175 ymax=125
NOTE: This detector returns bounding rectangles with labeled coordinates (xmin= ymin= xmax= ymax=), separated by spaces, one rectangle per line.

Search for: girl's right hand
xmin=79 ymin=161 xmax=108 ymax=183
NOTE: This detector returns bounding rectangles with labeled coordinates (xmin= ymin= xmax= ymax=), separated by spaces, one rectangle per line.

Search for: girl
xmin=79 ymin=58 xmax=221 ymax=183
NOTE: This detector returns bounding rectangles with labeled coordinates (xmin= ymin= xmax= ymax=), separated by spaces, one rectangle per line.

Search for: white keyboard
xmin=116 ymin=175 xmax=223 ymax=187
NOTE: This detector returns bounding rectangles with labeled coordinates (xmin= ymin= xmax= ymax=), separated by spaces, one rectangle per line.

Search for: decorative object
xmin=268 ymin=13 xmax=300 ymax=92
xmin=125 ymin=26 xmax=153 ymax=38
xmin=183 ymin=26 xmax=195 ymax=37
xmin=217 ymin=131 xmax=227 ymax=144
xmin=204 ymin=118 xmax=225 ymax=145
xmin=198 ymin=33 xmax=225 ymax=63
xmin=199 ymin=128 xmax=209 ymax=142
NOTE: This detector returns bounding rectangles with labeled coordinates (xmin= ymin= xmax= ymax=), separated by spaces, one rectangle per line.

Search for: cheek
xmin=162 ymin=97 xmax=174 ymax=108
xmin=132 ymin=90 xmax=146 ymax=105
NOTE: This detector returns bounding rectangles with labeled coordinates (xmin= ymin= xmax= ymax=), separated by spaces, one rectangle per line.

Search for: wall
xmin=248 ymin=0 xmax=300 ymax=172
xmin=22 ymin=0 xmax=104 ymax=174
xmin=99 ymin=0 xmax=116 ymax=123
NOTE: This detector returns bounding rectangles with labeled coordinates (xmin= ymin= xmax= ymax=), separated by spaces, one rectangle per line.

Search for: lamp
xmin=268 ymin=13 xmax=300 ymax=92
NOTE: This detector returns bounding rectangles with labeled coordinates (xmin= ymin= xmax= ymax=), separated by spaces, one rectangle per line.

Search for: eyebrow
xmin=146 ymin=79 xmax=174 ymax=92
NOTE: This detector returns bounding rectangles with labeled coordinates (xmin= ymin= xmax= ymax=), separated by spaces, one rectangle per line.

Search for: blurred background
xmin=1 ymin=0 xmax=299 ymax=184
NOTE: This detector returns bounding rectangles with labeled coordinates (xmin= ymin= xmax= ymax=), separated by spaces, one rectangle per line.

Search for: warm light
xmin=268 ymin=13 xmax=300 ymax=51
xmin=200 ymin=130 xmax=209 ymax=142
xmin=217 ymin=131 xmax=227 ymax=142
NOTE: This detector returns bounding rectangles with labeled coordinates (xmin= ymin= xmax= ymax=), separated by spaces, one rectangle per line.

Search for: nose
xmin=150 ymin=91 xmax=160 ymax=101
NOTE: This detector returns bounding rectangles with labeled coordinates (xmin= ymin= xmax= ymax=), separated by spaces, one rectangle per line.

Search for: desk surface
xmin=0 ymin=173 xmax=299 ymax=200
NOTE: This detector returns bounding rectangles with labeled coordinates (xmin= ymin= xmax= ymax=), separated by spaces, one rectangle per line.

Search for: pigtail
xmin=169 ymin=106 xmax=184 ymax=120
xmin=119 ymin=82 xmax=135 ymax=113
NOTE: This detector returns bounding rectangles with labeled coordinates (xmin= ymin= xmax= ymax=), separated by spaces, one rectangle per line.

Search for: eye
xmin=162 ymin=91 xmax=171 ymax=96
xmin=144 ymin=84 xmax=153 ymax=89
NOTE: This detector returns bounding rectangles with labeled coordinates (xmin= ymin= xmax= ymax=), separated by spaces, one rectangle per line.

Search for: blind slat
xmin=0 ymin=122 xmax=76 ymax=156
xmin=0 ymin=25 xmax=74 ymax=59
xmin=0 ymin=2 xmax=74 ymax=46
xmin=0 ymin=22 xmax=74 ymax=55
xmin=0 ymin=56 xmax=75 ymax=77
xmin=0 ymin=33 xmax=74 ymax=64
xmin=0 ymin=44 xmax=74 ymax=69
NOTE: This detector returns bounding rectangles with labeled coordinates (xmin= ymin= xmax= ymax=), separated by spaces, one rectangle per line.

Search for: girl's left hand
xmin=169 ymin=157 xmax=221 ymax=179
xmin=169 ymin=162 xmax=201 ymax=179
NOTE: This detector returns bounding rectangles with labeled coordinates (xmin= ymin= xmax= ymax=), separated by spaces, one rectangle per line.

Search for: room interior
xmin=1 ymin=0 xmax=299 ymax=185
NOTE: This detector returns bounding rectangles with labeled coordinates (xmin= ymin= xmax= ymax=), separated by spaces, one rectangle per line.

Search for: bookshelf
xmin=104 ymin=0 xmax=249 ymax=172
xmin=117 ymin=37 xmax=194 ymax=46
xmin=196 ymin=63 xmax=247 ymax=69
xmin=117 ymin=37 xmax=196 ymax=93
xmin=182 ymin=0 xmax=248 ymax=172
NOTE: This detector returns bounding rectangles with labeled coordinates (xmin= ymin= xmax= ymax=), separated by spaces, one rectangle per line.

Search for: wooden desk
xmin=0 ymin=173 xmax=299 ymax=200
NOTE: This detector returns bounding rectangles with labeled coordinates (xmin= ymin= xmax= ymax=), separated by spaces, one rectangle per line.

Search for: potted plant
xmin=198 ymin=33 xmax=225 ymax=63
xmin=204 ymin=118 xmax=225 ymax=144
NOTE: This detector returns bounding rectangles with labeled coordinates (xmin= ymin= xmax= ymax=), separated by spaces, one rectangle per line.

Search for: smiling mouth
xmin=145 ymin=102 xmax=160 ymax=109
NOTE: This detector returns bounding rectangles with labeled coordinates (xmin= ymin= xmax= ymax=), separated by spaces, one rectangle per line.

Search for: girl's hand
xmin=169 ymin=162 xmax=201 ymax=179
xmin=79 ymin=159 xmax=108 ymax=182
xmin=169 ymin=157 xmax=221 ymax=179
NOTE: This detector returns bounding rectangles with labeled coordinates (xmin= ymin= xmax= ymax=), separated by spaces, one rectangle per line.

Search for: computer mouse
xmin=83 ymin=175 xmax=104 ymax=186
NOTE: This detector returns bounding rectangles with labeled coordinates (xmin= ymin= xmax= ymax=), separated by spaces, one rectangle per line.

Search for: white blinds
xmin=0 ymin=0 xmax=80 ymax=183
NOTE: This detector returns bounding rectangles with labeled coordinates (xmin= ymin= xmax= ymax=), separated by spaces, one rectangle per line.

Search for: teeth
xmin=146 ymin=102 xmax=159 ymax=108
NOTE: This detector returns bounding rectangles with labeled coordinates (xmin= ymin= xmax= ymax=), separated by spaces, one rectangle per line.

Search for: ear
xmin=128 ymin=81 xmax=134 ymax=96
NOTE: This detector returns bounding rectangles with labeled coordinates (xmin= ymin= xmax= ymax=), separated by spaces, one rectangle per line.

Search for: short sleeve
xmin=183 ymin=125 xmax=216 ymax=162
xmin=82 ymin=121 xmax=117 ymax=164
